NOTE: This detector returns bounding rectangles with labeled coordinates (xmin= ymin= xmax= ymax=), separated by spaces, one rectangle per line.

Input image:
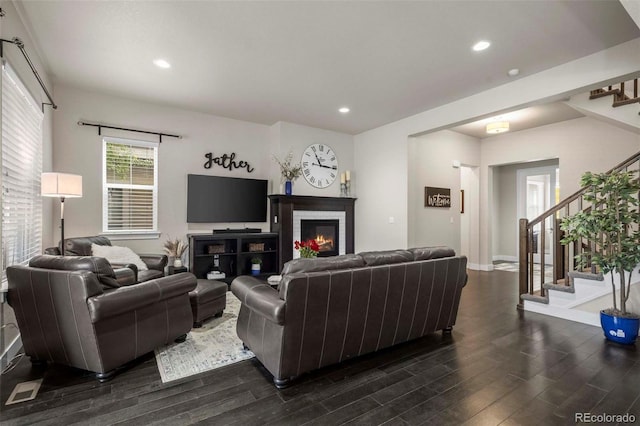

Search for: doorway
xmin=516 ymin=165 xmax=558 ymax=264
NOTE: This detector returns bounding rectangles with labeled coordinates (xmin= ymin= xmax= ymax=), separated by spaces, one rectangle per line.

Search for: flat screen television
xmin=187 ymin=174 xmax=268 ymax=223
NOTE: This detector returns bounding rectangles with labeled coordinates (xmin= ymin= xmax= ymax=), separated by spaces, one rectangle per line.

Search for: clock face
xmin=301 ymin=143 xmax=338 ymax=189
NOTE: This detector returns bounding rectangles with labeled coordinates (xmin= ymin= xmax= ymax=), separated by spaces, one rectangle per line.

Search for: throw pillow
xmin=91 ymin=243 xmax=148 ymax=271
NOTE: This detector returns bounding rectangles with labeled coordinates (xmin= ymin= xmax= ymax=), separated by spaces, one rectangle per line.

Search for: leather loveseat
xmin=231 ymin=247 xmax=467 ymax=388
xmin=45 ymin=235 xmax=167 ymax=283
xmin=7 ymin=255 xmax=196 ymax=381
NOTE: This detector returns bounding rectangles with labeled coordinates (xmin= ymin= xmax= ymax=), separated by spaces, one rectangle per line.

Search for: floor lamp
xmin=41 ymin=172 xmax=83 ymax=256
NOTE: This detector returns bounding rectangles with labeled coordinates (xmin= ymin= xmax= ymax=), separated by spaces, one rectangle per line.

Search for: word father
xmin=204 ymin=152 xmax=254 ymax=173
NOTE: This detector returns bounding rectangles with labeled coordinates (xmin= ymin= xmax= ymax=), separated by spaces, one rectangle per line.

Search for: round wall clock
xmin=301 ymin=143 xmax=338 ymax=189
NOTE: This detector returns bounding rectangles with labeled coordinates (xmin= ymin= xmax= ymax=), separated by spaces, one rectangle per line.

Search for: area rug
xmin=155 ymin=293 xmax=255 ymax=383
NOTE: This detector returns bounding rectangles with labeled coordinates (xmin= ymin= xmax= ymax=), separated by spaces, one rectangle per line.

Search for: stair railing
xmin=518 ymin=151 xmax=640 ymax=309
xmin=589 ymin=78 xmax=640 ymax=107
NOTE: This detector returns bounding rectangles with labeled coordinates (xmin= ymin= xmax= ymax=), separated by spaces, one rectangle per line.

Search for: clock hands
xmin=312 ymin=163 xmax=337 ymax=170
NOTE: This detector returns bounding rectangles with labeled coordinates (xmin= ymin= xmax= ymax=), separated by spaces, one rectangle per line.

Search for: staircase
xmin=518 ymin=149 xmax=640 ymax=325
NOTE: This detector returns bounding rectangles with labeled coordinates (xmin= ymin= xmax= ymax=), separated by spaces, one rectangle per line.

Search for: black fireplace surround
xmin=269 ymin=195 xmax=356 ymax=270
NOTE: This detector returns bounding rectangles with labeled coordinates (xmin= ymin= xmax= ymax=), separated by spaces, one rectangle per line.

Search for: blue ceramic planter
xmin=600 ymin=310 xmax=640 ymax=344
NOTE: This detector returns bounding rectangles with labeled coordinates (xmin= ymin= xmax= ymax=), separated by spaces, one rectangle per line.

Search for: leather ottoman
xmin=189 ymin=279 xmax=227 ymax=328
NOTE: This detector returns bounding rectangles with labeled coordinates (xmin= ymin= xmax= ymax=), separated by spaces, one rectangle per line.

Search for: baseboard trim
xmin=468 ymin=263 xmax=494 ymax=271
xmin=493 ymin=255 xmax=518 ymax=262
xmin=1 ymin=334 xmax=22 ymax=371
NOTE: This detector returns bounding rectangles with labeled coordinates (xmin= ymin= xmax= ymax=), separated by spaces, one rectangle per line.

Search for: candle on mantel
xmin=345 ymin=170 xmax=351 ymax=181
xmin=340 ymin=173 xmax=346 ymax=184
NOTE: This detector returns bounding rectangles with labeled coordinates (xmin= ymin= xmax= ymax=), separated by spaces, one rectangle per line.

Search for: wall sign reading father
xmin=204 ymin=152 xmax=254 ymax=173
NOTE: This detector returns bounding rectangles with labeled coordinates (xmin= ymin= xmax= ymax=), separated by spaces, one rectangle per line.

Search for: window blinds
xmin=1 ymin=61 xmax=44 ymax=289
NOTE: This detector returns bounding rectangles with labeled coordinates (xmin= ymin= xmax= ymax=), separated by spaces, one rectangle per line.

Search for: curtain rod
xmin=77 ymin=121 xmax=182 ymax=143
xmin=0 ymin=37 xmax=56 ymax=112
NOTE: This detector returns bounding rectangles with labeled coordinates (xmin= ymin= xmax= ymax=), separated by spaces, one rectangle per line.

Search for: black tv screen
xmin=187 ymin=174 xmax=268 ymax=223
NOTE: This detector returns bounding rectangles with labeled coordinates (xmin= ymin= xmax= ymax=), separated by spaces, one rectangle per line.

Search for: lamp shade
xmin=486 ymin=121 xmax=510 ymax=134
xmin=41 ymin=172 xmax=83 ymax=198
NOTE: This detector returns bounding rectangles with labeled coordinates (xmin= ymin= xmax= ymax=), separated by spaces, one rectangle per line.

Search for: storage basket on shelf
xmin=207 ymin=244 xmax=225 ymax=254
xmin=248 ymin=243 xmax=265 ymax=252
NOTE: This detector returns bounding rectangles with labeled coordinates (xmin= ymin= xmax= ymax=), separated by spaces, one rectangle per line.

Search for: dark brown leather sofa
xmin=45 ymin=235 xmax=168 ymax=282
xmin=231 ymin=247 xmax=467 ymax=388
xmin=7 ymin=255 xmax=196 ymax=381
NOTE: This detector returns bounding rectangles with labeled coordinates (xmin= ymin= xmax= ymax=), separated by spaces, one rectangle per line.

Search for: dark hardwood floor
xmin=2 ymin=269 xmax=639 ymax=425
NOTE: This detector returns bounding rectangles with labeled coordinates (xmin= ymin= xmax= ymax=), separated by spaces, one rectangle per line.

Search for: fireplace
xmin=301 ymin=219 xmax=339 ymax=257
xmin=269 ymin=195 xmax=356 ymax=268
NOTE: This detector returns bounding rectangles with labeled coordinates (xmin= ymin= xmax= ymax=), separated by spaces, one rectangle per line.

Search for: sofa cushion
xmin=28 ymin=254 xmax=120 ymax=289
xmin=358 ymin=249 xmax=413 ymax=266
xmin=62 ymin=235 xmax=112 ymax=256
xmin=409 ymin=246 xmax=456 ymax=261
xmin=91 ymin=243 xmax=149 ymax=271
xmin=282 ymin=254 xmax=365 ymax=274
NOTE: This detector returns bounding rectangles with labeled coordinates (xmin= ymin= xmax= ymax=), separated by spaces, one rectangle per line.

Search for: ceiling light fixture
xmin=508 ymin=68 xmax=520 ymax=77
xmin=153 ymin=59 xmax=171 ymax=69
xmin=486 ymin=121 xmax=510 ymax=134
xmin=338 ymin=107 xmax=350 ymax=114
xmin=472 ymin=40 xmax=491 ymax=51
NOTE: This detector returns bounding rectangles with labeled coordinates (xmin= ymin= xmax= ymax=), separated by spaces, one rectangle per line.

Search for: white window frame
xmin=1 ymin=61 xmax=44 ymax=290
xmin=102 ymin=137 xmax=159 ymax=239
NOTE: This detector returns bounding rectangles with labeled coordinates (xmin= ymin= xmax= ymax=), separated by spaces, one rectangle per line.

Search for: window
xmin=1 ymin=61 xmax=44 ymax=289
xmin=102 ymin=137 xmax=158 ymax=235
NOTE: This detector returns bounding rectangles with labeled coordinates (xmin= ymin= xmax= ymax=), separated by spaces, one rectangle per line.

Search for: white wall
xmin=354 ymin=38 xmax=640 ymax=262
xmin=51 ymin=85 xmax=354 ymax=254
xmin=269 ymin=121 xmax=354 ymax=198
xmin=407 ymin=130 xmax=480 ymax=257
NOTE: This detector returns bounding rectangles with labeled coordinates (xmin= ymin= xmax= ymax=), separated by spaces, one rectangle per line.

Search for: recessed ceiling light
xmin=153 ymin=59 xmax=171 ymax=69
xmin=338 ymin=107 xmax=350 ymax=114
xmin=508 ymin=68 xmax=520 ymax=77
xmin=472 ymin=40 xmax=491 ymax=52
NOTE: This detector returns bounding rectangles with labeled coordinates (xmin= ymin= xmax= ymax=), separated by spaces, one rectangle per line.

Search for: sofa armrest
xmin=87 ymin=272 xmax=197 ymax=322
xmin=44 ymin=246 xmax=61 ymax=255
xmin=140 ymin=254 xmax=168 ymax=271
xmin=111 ymin=262 xmax=139 ymax=282
xmin=231 ymin=276 xmax=285 ymax=325
xmin=113 ymin=267 xmax=136 ymax=286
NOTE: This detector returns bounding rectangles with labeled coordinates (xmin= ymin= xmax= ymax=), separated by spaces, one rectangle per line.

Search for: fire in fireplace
xmin=301 ymin=219 xmax=339 ymax=257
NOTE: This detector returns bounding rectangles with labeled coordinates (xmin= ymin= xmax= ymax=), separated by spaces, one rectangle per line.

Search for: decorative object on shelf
xmin=163 ymin=237 xmax=188 ymax=268
xmin=340 ymin=170 xmax=352 ymax=197
xmin=560 ymin=170 xmax=640 ymax=344
xmin=301 ymin=143 xmax=338 ymax=189
xmin=41 ymin=172 xmax=83 ymax=256
xmin=274 ymin=151 xmax=302 ymax=195
xmin=294 ymin=239 xmax=320 ymax=258
xmin=251 ymin=257 xmax=262 ymax=276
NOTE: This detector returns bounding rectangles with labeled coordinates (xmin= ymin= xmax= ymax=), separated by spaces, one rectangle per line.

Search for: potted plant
xmin=560 ymin=169 xmax=640 ymax=344
xmin=251 ymin=257 xmax=262 ymax=276
xmin=163 ymin=237 xmax=188 ymax=268
xmin=273 ymin=151 xmax=302 ymax=195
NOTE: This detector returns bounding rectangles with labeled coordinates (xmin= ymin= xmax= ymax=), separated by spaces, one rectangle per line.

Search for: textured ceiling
xmin=17 ymin=1 xmax=640 ymax=134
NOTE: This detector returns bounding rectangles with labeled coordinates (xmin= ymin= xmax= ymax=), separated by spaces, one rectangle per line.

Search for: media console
xmin=188 ymin=232 xmax=278 ymax=283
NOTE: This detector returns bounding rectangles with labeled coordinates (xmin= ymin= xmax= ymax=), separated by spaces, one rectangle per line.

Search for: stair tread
xmin=568 ymin=271 xmax=604 ymax=281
